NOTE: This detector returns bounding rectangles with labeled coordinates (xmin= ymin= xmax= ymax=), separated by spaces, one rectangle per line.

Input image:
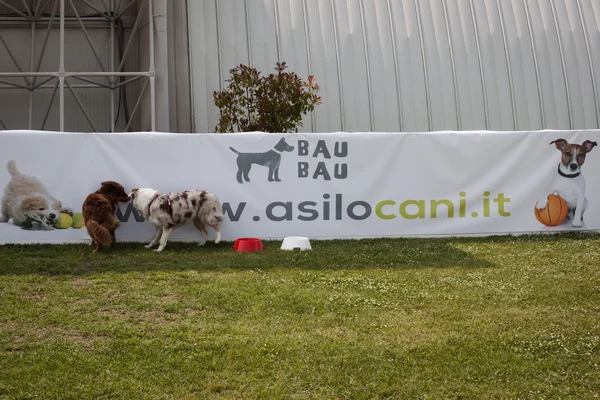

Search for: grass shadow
xmin=1 ymin=232 xmax=598 ymax=276
xmin=0 ymin=235 xmax=521 ymax=276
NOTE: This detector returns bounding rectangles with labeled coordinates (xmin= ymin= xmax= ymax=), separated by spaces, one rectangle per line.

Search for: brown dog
xmin=82 ymin=181 xmax=129 ymax=252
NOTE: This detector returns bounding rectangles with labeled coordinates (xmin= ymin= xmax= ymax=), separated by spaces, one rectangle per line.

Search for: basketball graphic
xmin=534 ymin=194 xmax=568 ymax=226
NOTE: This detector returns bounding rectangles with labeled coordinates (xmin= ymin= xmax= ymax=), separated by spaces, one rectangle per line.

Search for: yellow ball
xmin=71 ymin=213 xmax=84 ymax=229
xmin=55 ymin=213 xmax=73 ymax=229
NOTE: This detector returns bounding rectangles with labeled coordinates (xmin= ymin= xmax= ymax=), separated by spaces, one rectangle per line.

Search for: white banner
xmin=1 ymin=130 xmax=599 ymax=243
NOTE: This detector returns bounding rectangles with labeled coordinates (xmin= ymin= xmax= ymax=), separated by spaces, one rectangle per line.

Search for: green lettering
xmin=430 ymin=199 xmax=454 ymax=218
xmin=483 ymin=191 xmax=490 ymax=217
xmin=400 ymin=200 xmax=425 ymax=219
xmin=494 ymin=193 xmax=511 ymax=216
xmin=375 ymin=200 xmax=396 ymax=220
xmin=459 ymin=192 xmax=466 ymax=218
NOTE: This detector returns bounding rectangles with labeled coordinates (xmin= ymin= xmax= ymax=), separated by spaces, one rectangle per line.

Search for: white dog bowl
xmin=280 ymin=236 xmax=312 ymax=251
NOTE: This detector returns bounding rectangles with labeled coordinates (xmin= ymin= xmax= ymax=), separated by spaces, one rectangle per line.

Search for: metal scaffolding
xmin=0 ymin=0 xmax=155 ymax=132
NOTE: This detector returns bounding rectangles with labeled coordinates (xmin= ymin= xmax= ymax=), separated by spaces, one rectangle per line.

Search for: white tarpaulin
xmin=1 ymin=130 xmax=599 ymax=244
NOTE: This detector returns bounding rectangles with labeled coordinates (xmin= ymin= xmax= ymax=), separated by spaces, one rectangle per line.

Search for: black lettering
xmin=347 ymin=201 xmax=372 ymax=220
xmin=298 ymin=201 xmax=319 ymax=221
xmin=266 ymin=202 xmax=293 ymax=221
xmin=334 ymin=142 xmax=348 ymax=157
xmin=116 ymin=203 xmax=145 ymax=222
xmin=312 ymin=162 xmax=331 ymax=180
xmin=298 ymin=140 xmax=309 ymax=156
xmin=298 ymin=162 xmax=309 ymax=178
xmin=334 ymin=164 xmax=347 ymax=179
xmin=222 ymin=202 xmax=246 ymax=222
xmin=313 ymin=140 xmax=331 ymax=159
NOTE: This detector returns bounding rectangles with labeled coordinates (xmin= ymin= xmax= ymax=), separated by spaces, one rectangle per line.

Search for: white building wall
xmin=188 ymin=0 xmax=600 ymax=133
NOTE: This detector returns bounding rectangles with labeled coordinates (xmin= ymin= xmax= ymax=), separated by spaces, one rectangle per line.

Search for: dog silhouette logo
xmin=229 ymin=137 xmax=295 ymax=183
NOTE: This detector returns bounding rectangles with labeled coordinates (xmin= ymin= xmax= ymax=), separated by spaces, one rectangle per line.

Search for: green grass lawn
xmin=1 ymin=233 xmax=599 ymax=399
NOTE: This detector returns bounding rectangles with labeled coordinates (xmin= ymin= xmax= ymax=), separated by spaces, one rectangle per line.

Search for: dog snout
xmin=49 ymin=213 xmax=56 ymax=219
xmin=569 ymin=163 xmax=579 ymax=171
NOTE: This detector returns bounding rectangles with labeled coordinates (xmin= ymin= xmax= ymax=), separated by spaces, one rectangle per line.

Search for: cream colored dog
xmin=1 ymin=160 xmax=73 ymax=228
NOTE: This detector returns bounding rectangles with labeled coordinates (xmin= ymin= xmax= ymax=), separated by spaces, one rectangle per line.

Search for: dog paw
xmin=144 ymin=244 xmax=154 ymax=249
xmin=60 ymin=207 xmax=74 ymax=216
xmin=0 ymin=216 xmax=8 ymax=223
xmin=153 ymin=248 xmax=163 ymax=252
xmin=198 ymin=241 xmax=206 ymax=246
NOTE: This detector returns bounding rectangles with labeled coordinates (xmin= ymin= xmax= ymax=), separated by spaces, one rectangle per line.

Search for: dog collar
xmin=147 ymin=193 xmax=160 ymax=216
xmin=558 ymin=164 xmax=580 ymax=178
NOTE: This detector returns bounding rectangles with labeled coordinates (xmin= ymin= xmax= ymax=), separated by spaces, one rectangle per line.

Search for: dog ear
xmin=550 ymin=139 xmax=568 ymax=151
xmin=583 ymin=140 xmax=597 ymax=153
xmin=101 ymin=181 xmax=116 ymax=190
xmin=101 ymin=181 xmax=125 ymax=194
xmin=128 ymin=188 xmax=139 ymax=201
xmin=21 ymin=196 xmax=46 ymax=211
xmin=52 ymin=200 xmax=62 ymax=211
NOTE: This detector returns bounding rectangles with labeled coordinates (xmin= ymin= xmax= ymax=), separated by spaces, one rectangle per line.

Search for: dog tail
xmin=86 ymin=220 xmax=113 ymax=247
xmin=229 ymin=147 xmax=241 ymax=155
xmin=6 ymin=160 xmax=19 ymax=176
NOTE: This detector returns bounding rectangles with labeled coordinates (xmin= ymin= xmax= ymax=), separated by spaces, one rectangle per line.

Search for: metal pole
xmin=115 ymin=0 xmax=146 ymax=73
xmin=468 ymin=0 xmax=489 ymax=130
xmin=0 ymin=72 xmax=152 ymax=77
xmin=244 ymin=0 xmax=252 ymax=66
xmin=125 ymin=77 xmax=149 ymax=132
xmin=301 ymin=0 xmax=315 ymax=132
xmin=523 ymin=0 xmax=545 ymax=129
xmin=149 ymin=0 xmax=156 ymax=131
xmin=110 ymin=0 xmax=115 ymax=132
xmin=385 ymin=0 xmax=403 ymax=132
xmin=29 ymin=19 xmax=36 ymax=130
xmin=549 ymin=0 xmax=573 ymax=129
xmin=65 ymin=79 xmax=98 ymax=132
xmin=273 ymin=0 xmax=280 ymax=63
xmin=41 ymin=78 xmax=59 ymax=130
xmin=414 ymin=0 xmax=431 ymax=131
xmin=358 ymin=0 xmax=373 ymax=131
xmin=215 ymin=0 xmax=222 ymax=90
xmin=330 ymin=0 xmax=344 ymax=131
xmin=496 ymin=0 xmax=517 ymax=130
xmin=576 ymin=0 xmax=599 ymax=127
xmin=442 ymin=0 xmax=461 ymax=131
xmin=186 ymin=0 xmax=196 ymax=131
xmin=59 ymin=0 xmax=65 ymax=132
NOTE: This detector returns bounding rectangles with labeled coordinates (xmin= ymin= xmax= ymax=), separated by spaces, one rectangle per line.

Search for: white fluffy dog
xmin=128 ymin=187 xmax=224 ymax=252
xmin=1 ymin=160 xmax=72 ymax=228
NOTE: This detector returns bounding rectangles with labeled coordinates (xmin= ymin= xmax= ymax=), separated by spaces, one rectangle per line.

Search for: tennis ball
xmin=71 ymin=213 xmax=84 ymax=229
xmin=55 ymin=213 xmax=73 ymax=229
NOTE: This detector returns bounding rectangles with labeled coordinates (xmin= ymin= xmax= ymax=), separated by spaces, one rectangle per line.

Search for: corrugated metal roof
xmin=188 ymin=0 xmax=600 ymax=133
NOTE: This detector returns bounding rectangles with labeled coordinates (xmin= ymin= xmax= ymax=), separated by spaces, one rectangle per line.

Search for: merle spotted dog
xmin=229 ymin=137 xmax=295 ymax=183
xmin=128 ymin=188 xmax=224 ymax=252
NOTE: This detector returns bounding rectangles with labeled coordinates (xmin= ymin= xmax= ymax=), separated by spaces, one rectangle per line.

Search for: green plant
xmin=213 ymin=62 xmax=321 ymax=133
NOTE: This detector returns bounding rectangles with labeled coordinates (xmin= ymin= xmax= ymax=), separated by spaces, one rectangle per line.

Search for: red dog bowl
xmin=233 ymin=238 xmax=264 ymax=252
